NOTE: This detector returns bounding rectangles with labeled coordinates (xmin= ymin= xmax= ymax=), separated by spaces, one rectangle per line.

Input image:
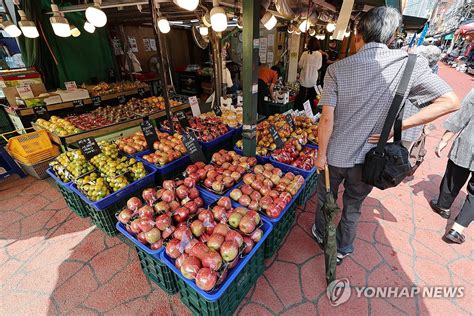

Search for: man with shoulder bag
xmin=312 ymin=7 xmax=459 ymax=265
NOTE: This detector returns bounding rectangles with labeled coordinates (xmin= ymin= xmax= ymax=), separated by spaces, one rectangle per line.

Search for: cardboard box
xmin=54 ymin=88 xmax=90 ymax=102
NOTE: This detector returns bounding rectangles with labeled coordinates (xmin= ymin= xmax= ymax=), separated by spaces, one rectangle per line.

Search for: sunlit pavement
xmin=0 ymin=64 xmax=472 ymax=315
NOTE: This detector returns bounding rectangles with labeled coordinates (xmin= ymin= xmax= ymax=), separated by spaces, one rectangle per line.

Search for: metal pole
xmin=242 ymin=0 xmax=259 ymax=156
xmin=149 ymin=0 xmax=174 ymax=133
xmin=211 ymin=31 xmax=223 ymax=110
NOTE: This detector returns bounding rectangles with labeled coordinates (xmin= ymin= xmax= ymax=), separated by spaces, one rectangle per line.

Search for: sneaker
xmin=336 ymin=251 xmax=351 ymax=265
xmin=311 ymin=224 xmax=324 ymax=250
xmin=429 ymin=200 xmax=450 ymax=219
xmin=443 ymin=229 xmax=465 ymax=244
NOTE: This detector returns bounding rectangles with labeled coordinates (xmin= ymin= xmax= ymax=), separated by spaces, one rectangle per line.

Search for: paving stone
xmin=264 ymin=261 xmax=302 ymax=307
xmin=249 ymin=276 xmax=285 ymax=314
xmin=277 ymin=226 xmax=320 ymax=264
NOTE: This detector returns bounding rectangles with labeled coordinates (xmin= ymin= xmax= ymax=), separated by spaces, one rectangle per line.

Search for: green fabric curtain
xmin=18 ymin=0 xmax=115 ymax=89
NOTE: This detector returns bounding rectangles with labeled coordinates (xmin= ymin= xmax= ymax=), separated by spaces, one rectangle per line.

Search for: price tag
xmin=140 ymin=119 xmax=159 ymax=151
xmin=138 ymin=87 xmax=146 ymax=97
xmin=16 ymin=84 xmax=34 ymax=99
xmin=64 ymin=81 xmax=77 ymax=91
xmin=73 ymin=99 xmax=85 ymax=113
xmin=92 ymin=96 xmax=102 ymax=107
xmin=118 ymin=95 xmax=127 ymax=104
xmin=176 ymin=111 xmax=190 ymax=129
xmin=78 ymin=137 xmax=102 ymax=160
xmin=303 ymin=100 xmax=313 ymax=118
xmin=269 ymin=125 xmax=284 ymax=149
xmin=212 ymin=103 xmax=222 ymax=116
xmin=33 ymin=105 xmax=50 ymax=120
xmin=189 ymin=96 xmax=201 ymax=117
xmin=182 ymin=131 xmax=206 ymax=163
xmin=285 ymin=114 xmax=295 ymax=130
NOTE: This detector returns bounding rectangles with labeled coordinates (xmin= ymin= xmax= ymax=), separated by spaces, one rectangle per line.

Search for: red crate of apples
xmin=185 ymin=150 xmax=257 ymax=195
xmin=271 ymin=139 xmax=317 ymax=171
xmin=228 ymin=163 xmax=305 ymax=219
xmin=116 ymin=177 xmax=207 ymax=254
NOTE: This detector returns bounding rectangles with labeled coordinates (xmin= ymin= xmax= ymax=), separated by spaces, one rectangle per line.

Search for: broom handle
xmin=325 ymin=165 xmax=330 ymax=193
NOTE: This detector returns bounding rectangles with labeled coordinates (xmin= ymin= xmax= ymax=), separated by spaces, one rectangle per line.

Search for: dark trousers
xmin=295 ymin=86 xmax=317 ymax=111
xmin=314 ymin=164 xmax=373 ymax=253
xmin=438 ymin=159 xmax=474 ymax=227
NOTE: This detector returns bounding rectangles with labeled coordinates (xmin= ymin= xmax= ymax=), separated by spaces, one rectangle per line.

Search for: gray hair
xmin=416 ymin=45 xmax=442 ymax=68
xmin=356 ymin=7 xmax=402 ymax=44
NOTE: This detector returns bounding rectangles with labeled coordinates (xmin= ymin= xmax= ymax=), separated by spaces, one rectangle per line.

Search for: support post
xmin=149 ymin=0 xmax=174 ymax=133
xmin=210 ymin=31 xmax=223 ymax=110
xmin=242 ymin=0 xmax=259 ymax=157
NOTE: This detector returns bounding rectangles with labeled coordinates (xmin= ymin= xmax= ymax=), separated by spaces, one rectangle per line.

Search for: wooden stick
xmin=324 ymin=165 xmax=330 ymax=192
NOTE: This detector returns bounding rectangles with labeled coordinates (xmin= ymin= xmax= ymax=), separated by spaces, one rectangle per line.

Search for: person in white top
xmin=295 ymin=38 xmax=323 ymax=111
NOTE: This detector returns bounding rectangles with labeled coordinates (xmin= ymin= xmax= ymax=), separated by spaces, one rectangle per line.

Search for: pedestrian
xmin=258 ymin=62 xmax=278 ymax=100
xmin=295 ymin=37 xmax=323 ymax=111
xmin=312 ymin=6 xmax=459 ymax=265
xmin=430 ymin=89 xmax=473 ymax=244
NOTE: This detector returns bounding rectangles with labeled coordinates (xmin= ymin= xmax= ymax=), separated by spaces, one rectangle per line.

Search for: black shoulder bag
xmin=362 ymin=54 xmax=417 ymax=190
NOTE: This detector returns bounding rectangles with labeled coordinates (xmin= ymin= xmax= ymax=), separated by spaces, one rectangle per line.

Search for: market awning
xmin=402 ymin=15 xmax=428 ymax=32
xmin=455 ymin=22 xmax=474 ymax=35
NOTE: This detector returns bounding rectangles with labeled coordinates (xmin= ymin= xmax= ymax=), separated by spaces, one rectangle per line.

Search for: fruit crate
xmin=296 ymin=171 xmax=318 ymax=206
xmin=261 ymin=101 xmax=294 ymax=116
xmin=135 ymin=151 xmax=191 ymax=184
xmin=16 ymin=156 xmax=55 ymax=180
xmin=70 ymin=165 xmax=157 ymax=236
xmin=135 ymin=246 xmax=178 ymax=295
xmin=47 ymin=168 xmax=89 ymax=218
xmin=161 ymin=219 xmax=272 ymax=316
xmin=233 ymin=147 xmax=270 ymax=165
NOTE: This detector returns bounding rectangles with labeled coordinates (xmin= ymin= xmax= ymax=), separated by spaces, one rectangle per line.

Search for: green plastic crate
xmin=135 ymin=247 xmax=178 ymax=295
xmin=261 ymin=101 xmax=294 ymax=116
xmin=57 ymin=184 xmax=89 ymax=218
xmin=264 ymin=203 xmax=297 ymax=259
xmin=85 ymin=201 xmax=125 ymax=236
xmin=177 ymin=246 xmax=265 ymax=316
xmin=296 ymin=172 xmax=318 ymax=206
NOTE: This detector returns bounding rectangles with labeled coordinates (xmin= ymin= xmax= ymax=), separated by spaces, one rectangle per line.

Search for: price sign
xmin=269 ymin=125 xmax=284 ymax=149
xmin=118 ymin=95 xmax=127 ymax=104
xmin=64 ymin=81 xmax=77 ymax=91
xmin=16 ymin=84 xmax=34 ymax=99
xmin=303 ymin=100 xmax=313 ymax=118
xmin=78 ymin=137 xmax=102 ymax=160
xmin=189 ymin=96 xmax=201 ymax=117
xmin=33 ymin=105 xmax=50 ymax=120
xmin=182 ymin=131 xmax=206 ymax=163
xmin=73 ymin=99 xmax=85 ymax=113
xmin=176 ymin=111 xmax=190 ymax=129
xmin=285 ymin=114 xmax=295 ymax=130
xmin=140 ymin=119 xmax=159 ymax=151
xmin=138 ymin=87 xmax=146 ymax=97
xmin=92 ymin=96 xmax=102 ymax=107
xmin=212 ymin=103 xmax=222 ymax=116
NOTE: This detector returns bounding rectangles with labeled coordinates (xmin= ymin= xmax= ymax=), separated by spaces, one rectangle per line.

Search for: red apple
xmin=239 ymin=215 xmax=256 ymax=234
xmin=201 ymin=251 xmax=223 ymax=271
xmin=238 ymin=195 xmax=251 ymax=207
xmin=142 ymin=188 xmax=157 ymax=204
xmin=150 ymin=240 xmax=163 ymax=250
xmin=198 ymin=210 xmax=213 ymax=222
xmin=207 ymin=233 xmax=225 ymax=251
xmin=242 ymin=237 xmax=254 ymax=255
xmin=162 ymin=225 xmax=175 ymax=239
xmin=213 ymin=223 xmax=229 ymax=236
xmin=118 ymin=209 xmax=133 ymax=224
xmin=175 ymin=253 xmax=189 ymax=269
xmin=162 ymin=180 xmax=176 ymax=190
xmin=173 ymin=207 xmax=190 ymax=223
xmin=138 ymin=205 xmax=154 ymax=218
xmin=127 ymin=197 xmax=142 ymax=211
xmin=173 ymin=225 xmax=192 ymax=240
xmin=161 ymin=189 xmax=175 ymax=203
xmin=154 ymin=201 xmax=170 ymax=213
xmin=220 ymin=241 xmax=239 ymax=262
xmin=176 ymin=185 xmax=189 ymax=200
xmin=225 ymin=230 xmax=244 ymax=247
xmin=194 ymin=197 xmax=204 ymax=208
xmin=145 ymin=227 xmax=161 ymax=244
xmin=230 ymin=188 xmax=242 ymax=201
xmin=180 ymin=256 xmax=202 ymax=279
xmin=155 ymin=213 xmax=172 ymax=231
xmin=184 ymin=177 xmax=196 ymax=188
xmin=195 ymin=268 xmax=218 ymax=291
xmin=191 ymin=220 xmax=205 ymax=237
xmin=185 ymin=201 xmax=198 ymax=214
xmin=188 ymin=187 xmax=200 ymax=199
xmin=250 ymin=228 xmax=263 ymax=243
xmin=217 ymin=197 xmax=232 ymax=210
xmin=166 ymin=238 xmax=182 ymax=259
xmin=190 ymin=242 xmax=210 ymax=260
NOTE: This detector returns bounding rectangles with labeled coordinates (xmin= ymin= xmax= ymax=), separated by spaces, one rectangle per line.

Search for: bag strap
xmin=375 ymin=54 xmax=417 ymax=154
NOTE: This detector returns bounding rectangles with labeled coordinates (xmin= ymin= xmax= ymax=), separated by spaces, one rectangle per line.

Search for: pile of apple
xmin=272 ymin=139 xmax=317 ymax=171
xmin=66 ymin=113 xmax=113 ymax=131
xmin=184 ymin=150 xmax=257 ymax=194
xmin=117 ymin=178 xmax=206 ymax=251
xmin=206 ymin=196 xmax=263 ymax=235
xmin=162 ymin=115 xmax=230 ymax=143
xmin=294 ymin=116 xmax=318 ymax=144
xmin=229 ymin=163 xmax=305 ymax=218
xmin=165 ymin=209 xmax=262 ymax=291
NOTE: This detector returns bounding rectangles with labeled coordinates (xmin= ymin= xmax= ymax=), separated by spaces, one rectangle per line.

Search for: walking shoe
xmin=442 ymin=229 xmax=465 ymax=244
xmin=429 ymin=199 xmax=450 ymax=219
xmin=336 ymin=251 xmax=352 ymax=265
xmin=311 ymin=224 xmax=324 ymax=250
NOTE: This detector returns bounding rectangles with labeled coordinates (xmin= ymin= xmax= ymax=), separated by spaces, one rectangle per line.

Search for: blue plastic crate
xmin=135 ymin=150 xmax=191 ymax=175
xmin=199 ymin=129 xmax=234 ymax=151
xmin=116 ymin=191 xmax=218 ymax=256
xmin=69 ymin=164 xmax=157 ymax=210
xmin=160 ymin=218 xmax=272 ymax=302
xmin=233 ymin=147 xmax=270 ymax=164
xmin=305 ymin=143 xmax=318 ymax=150
xmin=269 ymin=157 xmax=316 ymax=179
xmin=46 ymin=168 xmax=71 ymax=187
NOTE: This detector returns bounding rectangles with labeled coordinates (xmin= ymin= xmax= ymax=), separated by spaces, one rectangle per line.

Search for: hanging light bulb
xmin=157 ymin=17 xmax=170 ymax=33
xmin=202 ymin=13 xmax=212 ymax=28
xmin=173 ymin=0 xmax=199 ymax=11
xmin=298 ymin=20 xmax=311 ymax=33
xmin=344 ymin=31 xmax=350 ymax=37
xmin=50 ymin=4 xmax=71 ymax=37
xmin=84 ymin=21 xmax=95 ymax=33
xmin=70 ymin=24 xmax=81 ymax=37
xmin=326 ymin=23 xmax=336 ymax=32
xmin=261 ymin=11 xmax=277 ymax=31
xmin=86 ymin=0 xmax=107 ymax=28
xmin=199 ymin=25 xmax=209 ymax=36
xmin=210 ymin=2 xmax=227 ymax=32
xmin=308 ymin=27 xmax=316 ymax=37
xmin=1 ymin=17 xmax=22 ymax=38
xmin=17 ymin=10 xmax=38 ymax=38
xmin=329 ymin=35 xmax=334 ymax=40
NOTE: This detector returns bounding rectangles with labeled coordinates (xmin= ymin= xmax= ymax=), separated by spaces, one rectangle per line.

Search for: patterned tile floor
xmin=1 ymin=65 xmax=473 ymax=315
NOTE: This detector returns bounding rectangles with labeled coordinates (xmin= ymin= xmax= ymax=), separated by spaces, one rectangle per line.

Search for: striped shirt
xmin=320 ymin=42 xmax=452 ymax=168
xmin=444 ymin=89 xmax=474 ymax=171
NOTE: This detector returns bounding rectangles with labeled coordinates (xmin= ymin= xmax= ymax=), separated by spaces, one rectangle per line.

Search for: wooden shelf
xmin=14 ymin=87 xmax=150 ymax=116
xmin=32 ymin=102 xmax=190 ymax=147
